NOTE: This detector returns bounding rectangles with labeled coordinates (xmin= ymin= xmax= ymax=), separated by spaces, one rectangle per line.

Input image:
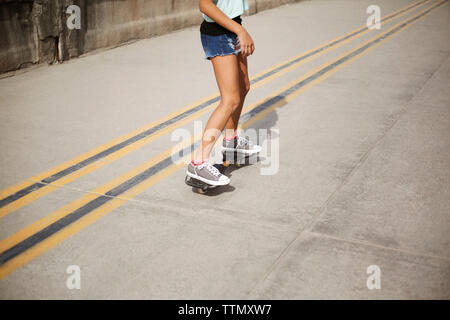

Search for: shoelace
xmin=237 ymin=136 xmax=253 ymax=148
xmin=199 ymin=163 xmax=221 ymax=177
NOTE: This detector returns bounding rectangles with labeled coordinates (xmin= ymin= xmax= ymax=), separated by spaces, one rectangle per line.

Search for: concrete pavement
xmin=0 ymin=0 xmax=449 ymax=299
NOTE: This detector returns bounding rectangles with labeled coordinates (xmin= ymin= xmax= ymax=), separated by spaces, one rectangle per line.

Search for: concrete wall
xmin=0 ymin=0 xmax=304 ymax=74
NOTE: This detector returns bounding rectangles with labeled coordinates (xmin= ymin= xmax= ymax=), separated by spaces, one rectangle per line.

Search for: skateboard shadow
xmin=241 ymin=96 xmax=282 ymax=156
xmin=248 ymin=104 xmax=281 ymax=132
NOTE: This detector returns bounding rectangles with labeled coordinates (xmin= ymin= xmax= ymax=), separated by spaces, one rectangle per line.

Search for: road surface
xmin=0 ymin=0 xmax=449 ymax=299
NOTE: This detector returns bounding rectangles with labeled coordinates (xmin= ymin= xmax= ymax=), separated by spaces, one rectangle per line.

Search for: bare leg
xmin=194 ymin=54 xmax=241 ymax=162
xmin=225 ymin=53 xmax=250 ymax=138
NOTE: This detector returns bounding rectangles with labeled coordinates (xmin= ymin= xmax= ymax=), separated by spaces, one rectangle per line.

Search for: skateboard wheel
xmin=197 ymin=188 xmax=208 ymax=194
xmin=223 ymin=161 xmax=231 ymax=167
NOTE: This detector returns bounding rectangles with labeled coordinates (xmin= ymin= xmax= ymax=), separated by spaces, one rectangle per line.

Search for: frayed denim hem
xmin=205 ymin=49 xmax=241 ymax=60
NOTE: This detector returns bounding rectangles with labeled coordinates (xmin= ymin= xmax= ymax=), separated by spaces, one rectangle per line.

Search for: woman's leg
xmin=194 ymin=54 xmax=241 ymax=162
xmin=224 ymin=53 xmax=250 ymax=138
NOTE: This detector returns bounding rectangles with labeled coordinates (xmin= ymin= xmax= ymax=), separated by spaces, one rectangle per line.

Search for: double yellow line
xmin=0 ymin=0 xmax=432 ymax=218
xmin=0 ymin=0 xmax=447 ymax=279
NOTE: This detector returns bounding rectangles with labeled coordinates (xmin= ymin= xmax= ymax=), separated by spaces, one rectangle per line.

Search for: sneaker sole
xmin=186 ymin=171 xmax=230 ymax=186
xmin=222 ymin=147 xmax=262 ymax=155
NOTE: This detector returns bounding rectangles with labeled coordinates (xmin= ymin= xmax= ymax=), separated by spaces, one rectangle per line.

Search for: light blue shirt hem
xmin=203 ymin=0 xmax=249 ymax=23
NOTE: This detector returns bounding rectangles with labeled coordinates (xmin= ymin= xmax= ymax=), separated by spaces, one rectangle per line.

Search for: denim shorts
xmin=200 ymin=33 xmax=242 ymax=60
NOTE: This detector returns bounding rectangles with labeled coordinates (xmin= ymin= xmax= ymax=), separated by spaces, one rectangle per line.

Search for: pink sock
xmin=225 ymin=135 xmax=237 ymax=141
xmin=191 ymin=159 xmax=208 ymax=166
